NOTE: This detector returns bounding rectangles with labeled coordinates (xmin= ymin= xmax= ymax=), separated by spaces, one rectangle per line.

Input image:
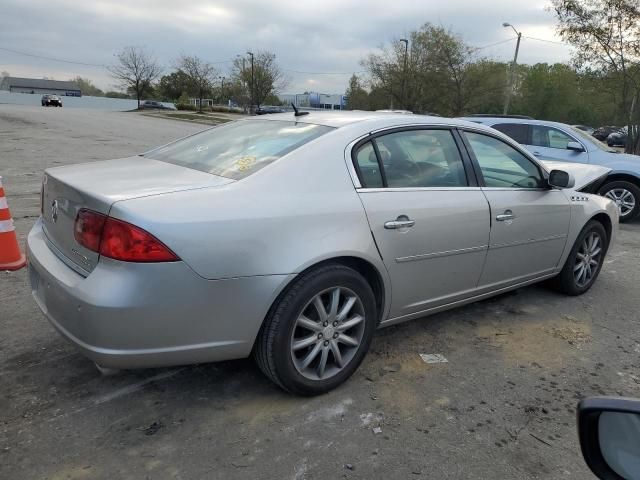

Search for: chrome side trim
xmin=357 ymin=187 xmax=483 ymax=193
xmin=489 ymin=234 xmax=567 ymax=250
xmin=396 ymin=244 xmax=488 ymax=263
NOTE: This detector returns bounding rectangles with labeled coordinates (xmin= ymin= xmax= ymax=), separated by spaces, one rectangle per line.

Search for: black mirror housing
xmin=548 ymin=169 xmax=575 ymax=189
xmin=578 ymin=396 xmax=640 ymax=480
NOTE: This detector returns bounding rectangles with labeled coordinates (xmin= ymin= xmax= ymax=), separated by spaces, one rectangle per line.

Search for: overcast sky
xmin=0 ymin=0 xmax=573 ymax=94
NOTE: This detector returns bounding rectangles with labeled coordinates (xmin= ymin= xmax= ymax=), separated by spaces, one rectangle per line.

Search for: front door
xmin=352 ymin=128 xmax=491 ymax=319
xmin=525 ymin=124 xmax=589 ymax=163
xmin=461 ymin=130 xmax=571 ymax=289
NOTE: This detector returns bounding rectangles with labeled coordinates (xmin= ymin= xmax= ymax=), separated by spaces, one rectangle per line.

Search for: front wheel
xmin=254 ymin=264 xmax=377 ymax=395
xmin=550 ymin=220 xmax=608 ymax=296
xmin=598 ymin=180 xmax=640 ymax=222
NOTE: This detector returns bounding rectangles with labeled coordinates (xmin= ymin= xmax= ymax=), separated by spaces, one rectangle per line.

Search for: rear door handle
xmin=532 ymin=151 xmax=541 ymax=157
xmin=384 ymin=216 xmax=415 ymax=229
xmin=496 ymin=210 xmax=515 ymax=222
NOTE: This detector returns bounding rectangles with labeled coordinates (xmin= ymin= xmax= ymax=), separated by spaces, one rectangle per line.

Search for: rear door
xmin=460 ymin=129 xmax=570 ymax=289
xmin=353 ymin=127 xmax=491 ymax=319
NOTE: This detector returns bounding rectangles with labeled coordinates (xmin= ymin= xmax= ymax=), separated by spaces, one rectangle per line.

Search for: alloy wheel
xmin=604 ymin=188 xmax=636 ymax=218
xmin=573 ymin=231 xmax=603 ymax=288
xmin=290 ymin=287 xmax=366 ymax=381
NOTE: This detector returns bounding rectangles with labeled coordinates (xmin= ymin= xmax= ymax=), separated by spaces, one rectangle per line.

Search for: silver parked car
xmin=462 ymin=116 xmax=640 ymax=222
xmin=28 ymin=112 xmax=618 ymax=395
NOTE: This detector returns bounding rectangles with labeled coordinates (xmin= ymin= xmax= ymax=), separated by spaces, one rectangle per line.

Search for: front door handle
xmin=496 ymin=210 xmax=515 ymax=222
xmin=532 ymin=151 xmax=541 ymax=157
xmin=384 ymin=216 xmax=415 ymax=229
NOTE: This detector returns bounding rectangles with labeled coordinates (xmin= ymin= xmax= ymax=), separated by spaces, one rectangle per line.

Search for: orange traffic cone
xmin=0 ymin=176 xmax=26 ymax=271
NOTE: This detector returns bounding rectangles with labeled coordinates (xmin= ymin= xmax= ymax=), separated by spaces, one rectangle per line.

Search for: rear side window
xmin=145 ymin=120 xmax=333 ymax=180
xmin=492 ymin=123 xmax=529 ymax=144
xmin=353 ymin=142 xmax=384 ymax=188
xmin=375 ymin=130 xmax=468 ymax=188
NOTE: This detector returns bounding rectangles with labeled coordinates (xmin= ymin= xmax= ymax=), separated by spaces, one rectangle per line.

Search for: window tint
xmin=145 ymin=120 xmax=333 ymax=180
xmin=465 ymin=132 xmax=544 ymax=188
xmin=531 ymin=125 xmax=575 ymax=149
xmin=492 ymin=123 xmax=529 ymax=144
xmin=373 ymin=130 xmax=467 ymax=188
xmin=353 ymin=142 xmax=384 ymax=188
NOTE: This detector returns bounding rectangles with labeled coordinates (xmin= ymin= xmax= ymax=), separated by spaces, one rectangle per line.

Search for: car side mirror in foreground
xmin=578 ymin=397 xmax=640 ymax=480
xmin=567 ymin=141 xmax=585 ymax=152
xmin=548 ymin=169 xmax=575 ymax=189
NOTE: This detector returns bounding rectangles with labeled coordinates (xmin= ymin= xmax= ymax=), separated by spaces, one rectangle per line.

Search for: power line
xmin=0 ymin=46 xmax=106 ymax=67
xmin=471 ymin=37 xmax=517 ymax=51
xmin=284 ymin=69 xmax=367 ymax=75
xmin=523 ymin=36 xmax=571 ymax=46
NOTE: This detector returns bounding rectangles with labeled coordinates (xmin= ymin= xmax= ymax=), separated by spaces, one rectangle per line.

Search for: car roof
xmin=458 ymin=116 xmax=577 ymax=131
xmin=251 ymin=110 xmax=489 ymax=131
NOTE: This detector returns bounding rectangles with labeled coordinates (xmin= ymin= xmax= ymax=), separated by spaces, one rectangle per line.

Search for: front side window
xmin=371 ymin=129 xmax=468 ymax=188
xmin=145 ymin=120 xmax=333 ymax=180
xmin=492 ymin=123 xmax=529 ymax=144
xmin=464 ymin=131 xmax=544 ymax=188
xmin=531 ymin=125 xmax=576 ymax=149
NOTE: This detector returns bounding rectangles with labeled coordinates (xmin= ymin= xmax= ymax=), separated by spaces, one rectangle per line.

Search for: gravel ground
xmin=1 ymin=104 xmax=639 ymax=480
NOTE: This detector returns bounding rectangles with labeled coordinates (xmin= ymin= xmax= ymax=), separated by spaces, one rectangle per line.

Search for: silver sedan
xmin=28 ymin=112 xmax=619 ymax=395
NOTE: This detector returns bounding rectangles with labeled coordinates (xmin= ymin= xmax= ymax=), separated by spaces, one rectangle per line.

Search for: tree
xmin=362 ymin=24 xmax=479 ymax=115
xmin=552 ymin=0 xmax=640 ymax=153
xmin=70 ymin=76 xmax=104 ymax=96
xmin=345 ymin=74 xmax=370 ymax=110
xmin=109 ymin=47 xmax=161 ymax=108
xmin=158 ymin=70 xmax=191 ymax=102
xmin=231 ymin=51 xmax=287 ymax=109
xmin=177 ymin=55 xmax=218 ymax=112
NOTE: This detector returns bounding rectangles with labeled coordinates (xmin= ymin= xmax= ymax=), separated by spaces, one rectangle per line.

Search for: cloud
xmin=0 ymin=0 xmax=572 ymax=94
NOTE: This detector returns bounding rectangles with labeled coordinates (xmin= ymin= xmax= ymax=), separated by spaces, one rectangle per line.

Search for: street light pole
xmin=219 ymin=76 xmax=225 ymax=105
xmin=400 ymin=38 xmax=409 ymax=110
xmin=502 ymin=22 xmax=522 ymax=115
xmin=247 ymin=51 xmax=254 ymax=113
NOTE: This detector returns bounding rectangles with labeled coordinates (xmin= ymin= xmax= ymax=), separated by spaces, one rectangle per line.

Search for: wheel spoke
xmin=313 ymin=296 xmax=328 ymax=322
xmin=591 ymin=247 xmax=602 ymax=257
xmin=589 ymin=259 xmax=598 ymax=267
xmin=336 ymin=314 xmax=364 ymax=332
xmin=328 ymin=288 xmax=340 ymax=319
xmin=293 ymin=334 xmax=319 ymax=351
xmin=574 ymin=261 xmax=584 ymax=272
xmin=336 ymin=296 xmax=357 ymax=322
xmin=330 ymin=340 xmax=344 ymax=368
xmin=575 ymin=264 xmax=585 ymax=282
xmin=590 ymin=235 xmax=600 ymax=252
xmin=317 ymin=347 xmax=329 ymax=378
xmin=576 ymin=252 xmax=586 ymax=261
xmin=300 ymin=342 xmax=322 ymax=369
xmin=297 ymin=315 xmax=322 ymax=332
xmin=337 ymin=333 xmax=359 ymax=347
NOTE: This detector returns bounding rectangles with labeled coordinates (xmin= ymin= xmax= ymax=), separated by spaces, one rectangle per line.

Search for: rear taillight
xmin=74 ymin=209 xmax=179 ymax=263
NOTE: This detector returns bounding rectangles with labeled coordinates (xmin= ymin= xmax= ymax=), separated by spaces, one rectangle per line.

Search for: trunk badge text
xmin=50 ymin=200 xmax=59 ymax=223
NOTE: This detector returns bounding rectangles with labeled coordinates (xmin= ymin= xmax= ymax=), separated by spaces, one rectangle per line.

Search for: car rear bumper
xmin=27 ymin=217 xmax=292 ymax=369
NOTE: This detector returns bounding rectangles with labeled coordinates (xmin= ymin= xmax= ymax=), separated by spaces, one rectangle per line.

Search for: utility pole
xmin=247 ymin=51 xmax=254 ymax=113
xmin=219 ymin=76 xmax=225 ymax=104
xmin=502 ymin=23 xmax=522 ymax=115
xmin=400 ymin=38 xmax=409 ymax=110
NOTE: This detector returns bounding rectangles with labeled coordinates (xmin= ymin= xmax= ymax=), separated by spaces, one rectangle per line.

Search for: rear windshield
xmin=144 ymin=120 xmax=334 ymax=179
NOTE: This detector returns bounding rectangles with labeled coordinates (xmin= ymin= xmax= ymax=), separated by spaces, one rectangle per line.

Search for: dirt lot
xmin=1 ymin=104 xmax=640 ymax=480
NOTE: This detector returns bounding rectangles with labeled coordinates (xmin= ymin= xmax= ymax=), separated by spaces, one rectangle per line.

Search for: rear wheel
xmin=551 ymin=220 xmax=608 ymax=296
xmin=598 ymin=180 xmax=640 ymax=222
xmin=254 ymin=264 xmax=376 ymax=395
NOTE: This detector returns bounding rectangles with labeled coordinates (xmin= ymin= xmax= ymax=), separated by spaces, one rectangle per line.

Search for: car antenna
xmin=291 ymin=102 xmax=309 ymax=117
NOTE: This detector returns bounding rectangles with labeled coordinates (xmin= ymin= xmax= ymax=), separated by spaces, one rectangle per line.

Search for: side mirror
xmin=548 ymin=169 xmax=575 ymax=189
xmin=578 ymin=397 xmax=640 ymax=480
xmin=567 ymin=141 xmax=585 ymax=152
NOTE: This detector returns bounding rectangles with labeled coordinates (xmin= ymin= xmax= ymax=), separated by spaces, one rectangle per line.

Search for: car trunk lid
xmin=41 ymin=156 xmax=232 ymax=274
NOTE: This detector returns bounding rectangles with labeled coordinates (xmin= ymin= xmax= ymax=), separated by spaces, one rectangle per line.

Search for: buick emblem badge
xmin=51 ymin=200 xmax=59 ymax=223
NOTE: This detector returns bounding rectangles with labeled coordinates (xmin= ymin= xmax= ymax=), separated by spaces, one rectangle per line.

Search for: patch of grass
xmin=151 ymin=112 xmax=232 ymax=125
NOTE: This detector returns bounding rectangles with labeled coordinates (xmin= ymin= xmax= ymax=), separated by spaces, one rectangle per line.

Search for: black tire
xmin=598 ymin=180 xmax=640 ymax=222
xmin=550 ymin=220 xmax=608 ymax=296
xmin=254 ymin=264 xmax=377 ymax=395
